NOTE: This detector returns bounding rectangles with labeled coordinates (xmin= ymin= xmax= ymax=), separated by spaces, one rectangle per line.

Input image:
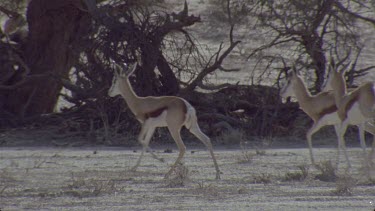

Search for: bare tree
xmin=210 ymin=0 xmax=375 ymax=92
xmin=59 ymin=0 xmax=242 ymax=105
xmin=0 ymin=0 xmax=241 ymax=120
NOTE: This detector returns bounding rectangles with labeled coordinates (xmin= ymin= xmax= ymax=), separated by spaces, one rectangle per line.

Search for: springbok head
xmin=280 ymin=67 xmax=298 ymax=99
xmin=322 ymin=61 xmax=350 ymax=92
xmin=108 ymin=62 xmax=137 ymax=97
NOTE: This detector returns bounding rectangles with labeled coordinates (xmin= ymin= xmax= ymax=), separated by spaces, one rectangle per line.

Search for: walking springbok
xmin=280 ymin=67 xmax=373 ymax=167
xmin=108 ymin=62 xmax=221 ymax=180
xmin=323 ymin=64 xmax=375 ymax=164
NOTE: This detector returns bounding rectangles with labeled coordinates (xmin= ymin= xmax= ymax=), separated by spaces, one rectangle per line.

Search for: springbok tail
xmin=182 ymin=99 xmax=196 ymax=130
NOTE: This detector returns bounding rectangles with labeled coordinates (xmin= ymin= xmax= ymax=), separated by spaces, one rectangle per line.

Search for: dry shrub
xmin=237 ymin=186 xmax=249 ymax=194
xmin=195 ymin=181 xmax=220 ymax=198
xmin=284 ymin=164 xmax=309 ymax=182
xmin=237 ymin=150 xmax=255 ymax=164
xmin=67 ymin=173 xmax=117 ymax=197
xmin=237 ymin=139 xmax=255 ymax=164
xmin=252 ymin=173 xmax=272 ymax=184
xmin=315 ymin=160 xmax=337 ymax=182
xmin=166 ymin=163 xmax=190 ymax=187
xmin=255 ymin=149 xmax=266 ymax=156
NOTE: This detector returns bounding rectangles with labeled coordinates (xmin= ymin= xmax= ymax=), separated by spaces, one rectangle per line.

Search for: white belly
xmin=347 ymin=102 xmax=368 ymax=125
xmin=319 ymin=111 xmax=341 ymax=126
xmin=147 ymin=110 xmax=168 ymax=128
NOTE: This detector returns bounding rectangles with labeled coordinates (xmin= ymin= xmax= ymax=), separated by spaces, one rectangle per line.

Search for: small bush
xmin=195 ymin=181 xmax=220 ymax=198
xmin=236 ymin=137 xmax=255 ymax=163
xmin=67 ymin=173 xmax=117 ymax=197
xmin=255 ymin=149 xmax=266 ymax=156
xmin=252 ymin=173 xmax=272 ymax=184
xmin=284 ymin=165 xmax=309 ymax=181
xmin=237 ymin=150 xmax=254 ymax=164
xmin=315 ymin=161 xmax=337 ymax=182
xmin=166 ymin=163 xmax=190 ymax=187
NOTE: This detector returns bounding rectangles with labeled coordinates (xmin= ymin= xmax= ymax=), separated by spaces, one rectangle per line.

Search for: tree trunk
xmin=137 ymin=44 xmax=179 ymax=97
xmin=1 ymin=0 xmax=89 ymax=117
xmin=302 ymin=32 xmax=326 ymax=93
xmin=156 ymin=52 xmax=179 ymax=95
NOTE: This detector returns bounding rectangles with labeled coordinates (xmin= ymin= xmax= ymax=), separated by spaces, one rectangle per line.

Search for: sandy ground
xmin=1 ymin=145 xmax=375 ymax=210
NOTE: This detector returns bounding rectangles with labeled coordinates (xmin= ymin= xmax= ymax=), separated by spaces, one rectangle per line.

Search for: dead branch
xmin=185 ymin=40 xmax=240 ymax=92
xmin=334 ymin=1 xmax=375 ymax=26
xmin=0 ymin=6 xmax=19 ymax=17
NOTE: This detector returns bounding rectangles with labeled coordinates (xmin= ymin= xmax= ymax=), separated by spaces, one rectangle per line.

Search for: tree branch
xmin=184 ymin=40 xmax=241 ymax=92
xmin=334 ymin=1 xmax=375 ymax=26
xmin=0 ymin=6 xmax=19 ymax=17
xmin=197 ymin=81 xmax=239 ymax=91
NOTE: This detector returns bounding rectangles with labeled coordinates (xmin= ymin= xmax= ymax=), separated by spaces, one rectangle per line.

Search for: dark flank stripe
xmin=146 ymin=107 xmax=167 ymax=118
xmin=317 ymin=104 xmax=337 ymax=120
xmin=144 ymin=100 xmax=188 ymax=121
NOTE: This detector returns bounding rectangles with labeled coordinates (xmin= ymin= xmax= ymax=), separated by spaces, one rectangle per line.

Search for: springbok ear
xmin=328 ymin=61 xmax=333 ymax=74
xmin=292 ymin=66 xmax=299 ymax=76
xmin=339 ymin=62 xmax=351 ymax=75
xmin=329 ymin=57 xmax=336 ymax=72
xmin=282 ymin=66 xmax=291 ymax=76
xmin=127 ymin=63 xmax=138 ymax=76
xmin=283 ymin=66 xmax=295 ymax=79
xmin=114 ymin=64 xmax=123 ymax=77
xmin=326 ymin=63 xmax=334 ymax=79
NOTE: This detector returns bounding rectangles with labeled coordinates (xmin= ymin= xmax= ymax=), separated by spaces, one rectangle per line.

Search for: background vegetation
xmin=0 ymin=0 xmax=374 ymax=145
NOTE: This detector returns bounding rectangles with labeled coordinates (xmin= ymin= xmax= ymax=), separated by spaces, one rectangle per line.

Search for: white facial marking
xmin=322 ymin=70 xmax=334 ymax=92
xmin=280 ymin=78 xmax=294 ymax=99
xmin=108 ymin=74 xmax=121 ymax=97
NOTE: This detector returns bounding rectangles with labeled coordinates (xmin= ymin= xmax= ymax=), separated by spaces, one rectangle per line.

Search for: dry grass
xmin=255 ymin=149 xmax=266 ymax=156
xmin=284 ymin=164 xmax=309 ymax=182
xmin=236 ymin=135 xmax=260 ymax=164
xmin=236 ymin=150 xmax=255 ymax=164
xmin=252 ymin=173 xmax=272 ymax=184
xmin=66 ymin=172 xmax=118 ymax=197
xmin=333 ymin=175 xmax=356 ymax=196
xmin=194 ymin=181 xmax=221 ymax=198
xmin=0 ymin=169 xmax=15 ymax=196
xmin=165 ymin=163 xmax=190 ymax=187
xmin=1 ymin=148 xmax=374 ymax=210
xmin=32 ymin=157 xmax=48 ymax=168
xmin=315 ymin=160 xmax=338 ymax=182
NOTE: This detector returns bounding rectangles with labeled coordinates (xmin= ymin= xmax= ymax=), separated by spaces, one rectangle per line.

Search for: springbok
xmin=280 ymin=68 xmax=373 ymax=167
xmin=323 ymin=64 xmax=375 ymax=164
xmin=108 ymin=62 xmax=221 ymax=180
